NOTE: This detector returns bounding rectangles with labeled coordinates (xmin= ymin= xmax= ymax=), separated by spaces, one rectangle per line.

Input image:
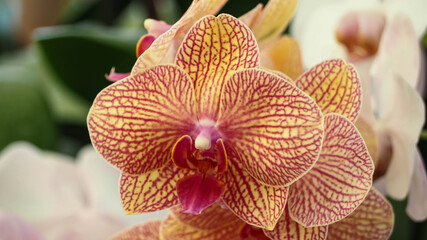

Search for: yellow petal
xmin=262 ymin=35 xmax=304 ymax=80
xmin=251 ymin=0 xmax=299 ymax=42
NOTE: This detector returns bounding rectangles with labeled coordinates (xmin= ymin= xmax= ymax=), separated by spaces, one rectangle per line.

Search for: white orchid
xmin=0 ymin=142 xmax=167 ymax=240
xmin=291 ymin=0 xmax=427 ymax=221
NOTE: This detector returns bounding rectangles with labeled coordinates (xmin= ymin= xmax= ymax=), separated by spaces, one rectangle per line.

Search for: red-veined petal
xmin=88 ymin=65 xmax=197 ymax=175
xmin=219 ymin=146 xmax=288 ymax=230
xmin=110 ymin=220 xmax=161 ymax=240
xmin=160 ymin=213 xmax=243 ymax=240
xmin=176 ymin=14 xmax=260 ymax=120
xmin=288 ymin=113 xmax=374 ymax=227
xmin=119 ymin=162 xmax=191 ymax=214
xmin=131 ymin=0 xmax=228 ymax=74
xmin=170 ymin=204 xmax=238 ymax=230
xmin=218 ymin=68 xmax=324 ymax=186
xmin=327 ymin=188 xmax=394 ymax=240
xmin=295 ymin=59 xmax=361 ymax=122
xmin=177 ymin=173 xmax=225 ymax=215
xmin=263 ymin=205 xmax=328 ymax=240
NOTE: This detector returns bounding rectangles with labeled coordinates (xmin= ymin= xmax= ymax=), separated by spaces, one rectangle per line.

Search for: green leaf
xmin=34 ymin=24 xmax=142 ymax=103
xmin=0 ymin=66 xmax=57 ymax=151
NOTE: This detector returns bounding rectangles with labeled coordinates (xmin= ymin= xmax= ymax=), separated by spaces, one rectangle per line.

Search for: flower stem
xmin=421 ymin=130 xmax=427 ymax=140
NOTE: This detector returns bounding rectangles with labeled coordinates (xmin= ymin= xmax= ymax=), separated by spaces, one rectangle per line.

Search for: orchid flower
xmin=0 ymin=142 xmax=166 ymax=240
xmin=106 ymin=0 xmax=228 ymax=82
xmin=290 ymin=0 xmax=427 ymax=221
xmin=110 ymin=188 xmax=394 ymax=240
xmin=88 ymin=14 xmax=325 ymax=230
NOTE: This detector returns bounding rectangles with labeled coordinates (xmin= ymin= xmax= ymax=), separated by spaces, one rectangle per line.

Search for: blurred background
xmin=0 ymin=0 xmax=426 ymax=239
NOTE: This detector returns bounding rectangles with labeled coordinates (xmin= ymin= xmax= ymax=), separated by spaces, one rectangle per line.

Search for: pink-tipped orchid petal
xmin=250 ymin=0 xmax=299 ymax=42
xmin=261 ymin=35 xmax=304 ymax=80
xmin=371 ymin=14 xmax=421 ymax=92
xmin=177 ymin=173 xmax=225 ymax=215
xmin=288 ymin=114 xmax=374 ymax=227
xmin=136 ymin=34 xmax=156 ymax=57
xmin=105 ymin=68 xmax=131 ymax=82
xmin=119 ymin=163 xmax=190 ymax=214
xmin=170 ymin=204 xmax=239 ymax=230
xmin=144 ymin=19 xmax=171 ymax=37
xmin=131 ymin=0 xmax=228 ymax=74
xmin=218 ymin=68 xmax=324 ymax=187
xmin=160 ymin=212 xmax=243 ymax=240
xmin=0 ymin=142 xmax=84 ymax=222
xmin=176 ymin=14 xmax=260 ymax=120
xmin=379 ymin=75 xmax=425 ymax=200
xmin=327 ymin=188 xmax=394 ymax=240
xmin=110 ymin=220 xmax=161 ymax=240
xmin=295 ymin=59 xmax=362 ymax=122
xmin=219 ymin=147 xmax=288 ymax=230
xmin=406 ymin=150 xmax=427 ymax=222
xmin=263 ymin=205 xmax=328 ymax=240
xmin=0 ymin=211 xmax=43 ymax=240
xmin=88 ymin=65 xmax=197 ymax=175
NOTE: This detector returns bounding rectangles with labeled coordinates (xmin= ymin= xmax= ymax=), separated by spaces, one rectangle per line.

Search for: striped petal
xmin=131 ymin=0 xmax=228 ymax=74
xmin=88 ymin=65 xmax=197 ymax=175
xmin=160 ymin=213 xmax=243 ymax=240
xmin=176 ymin=14 xmax=260 ymax=120
xmin=170 ymin=204 xmax=238 ymax=230
xmin=219 ymin=147 xmax=288 ymax=230
xmin=110 ymin=220 xmax=161 ymax=240
xmin=327 ymin=188 xmax=394 ymax=240
xmin=250 ymin=0 xmax=299 ymax=42
xmin=295 ymin=59 xmax=361 ymax=122
xmin=119 ymin=163 xmax=191 ymax=214
xmin=218 ymin=68 xmax=324 ymax=187
xmin=288 ymin=114 xmax=374 ymax=227
xmin=264 ymin=206 xmax=328 ymax=240
xmin=261 ymin=35 xmax=304 ymax=80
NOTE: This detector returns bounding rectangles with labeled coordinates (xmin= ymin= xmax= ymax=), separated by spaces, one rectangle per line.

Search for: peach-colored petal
xmin=355 ymin=116 xmax=379 ymax=164
xmin=250 ymin=0 xmax=299 ymax=42
xmin=327 ymin=188 xmax=394 ymax=240
xmin=295 ymin=59 xmax=362 ymax=122
xmin=88 ymin=65 xmax=197 ymax=175
xmin=110 ymin=220 xmax=161 ymax=240
xmin=218 ymin=69 xmax=324 ymax=187
xmin=288 ymin=114 xmax=374 ymax=227
xmin=176 ymin=14 xmax=260 ymax=119
xmin=261 ymin=35 xmax=304 ymax=80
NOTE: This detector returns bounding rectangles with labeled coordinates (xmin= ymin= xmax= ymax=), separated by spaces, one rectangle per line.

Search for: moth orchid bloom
xmin=111 ymin=189 xmax=394 ymax=240
xmin=106 ymin=0 xmax=228 ymax=82
xmin=88 ymin=14 xmax=324 ymax=229
xmin=239 ymin=0 xmax=304 ymax=80
xmin=0 ymin=142 xmax=165 ymax=240
xmin=291 ymin=0 xmax=427 ymax=221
